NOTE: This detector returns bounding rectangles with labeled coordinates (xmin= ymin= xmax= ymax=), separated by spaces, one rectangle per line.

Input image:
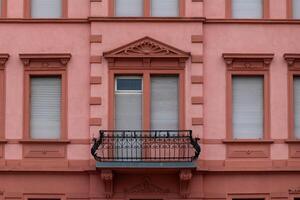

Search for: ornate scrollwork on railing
xmin=91 ymin=130 xmax=200 ymax=162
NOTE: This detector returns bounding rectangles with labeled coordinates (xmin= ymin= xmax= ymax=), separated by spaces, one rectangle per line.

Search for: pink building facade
xmin=0 ymin=0 xmax=300 ymax=200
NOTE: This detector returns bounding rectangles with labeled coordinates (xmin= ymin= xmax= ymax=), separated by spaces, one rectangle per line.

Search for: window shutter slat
xmin=232 ymin=0 xmax=263 ymax=18
xmin=151 ymin=76 xmax=179 ymax=132
xmin=294 ymin=77 xmax=300 ymax=138
xmin=232 ymin=76 xmax=263 ymax=139
xmin=30 ymin=77 xmax=61 ymax=139
xmin=151 ymin=0 xmax=179 ymax=17
xmin=115 ymin=0 xmax=143 ymax=17
xmin=31 ymin=0 xmax=62 ymax=18
xmin=293 ymin=0 xmax=300 ymax=19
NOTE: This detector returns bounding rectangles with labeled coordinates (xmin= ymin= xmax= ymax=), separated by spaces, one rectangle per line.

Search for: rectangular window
xmin=151 ymin=0 xmax=179 ymax=17
xmin=115 ymin=0 xmax=144 ymax=17
xmin=115 ymin=76 xmax=143 ymax=130
xmin=30 ymin=76 xmax=61 ymax=139
xmin=151 ymin=76 xmax=179 ymax=130
xmin=31 ymin=0 xmax=62 ymax=18
xmin=293 ymin=0 xmax=300 ymax=19
xmin=232 ymin=0 xmax=263 ymax=18
xmin=232 ymin=76 xmax=264 ymax=139
xmin=294 ymin=76 xmax=300 ymax=139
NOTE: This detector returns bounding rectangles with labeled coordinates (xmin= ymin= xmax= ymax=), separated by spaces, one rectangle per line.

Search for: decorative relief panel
xmin=23 ymin=144 xmax=66 ymax=158
xmin=227 ymin=143 xmax=270 ymax=158
xmin=124 ymin=177 xmax=169 ymax=194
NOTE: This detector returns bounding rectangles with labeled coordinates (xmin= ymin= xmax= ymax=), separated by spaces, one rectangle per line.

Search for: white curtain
xmin=115 ymin=77 xmax=142 ymax=160
xmin=293 ymin=0 xmax=300 ymax=19
xmin=232 ymin=76 xmax=263 ymax=139
xmin=151 ymin=76 xmax=179 ymax=134
xmin=151 ymin=0 xmax=179 ymax=17
xmin=232 ymin=0 xmax=263 ymax=18
xmin=31 ymin=0 xmax=62 ymax=18
xmin=30 ymin=77 xmax=61 ymax=139
xmin=115 ymin=0 xmax=143 ymax=17
xmin=294 ymin=77 xmax=300 ymax=138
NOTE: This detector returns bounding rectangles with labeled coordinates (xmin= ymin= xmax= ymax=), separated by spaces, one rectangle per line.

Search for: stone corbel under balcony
xmin=179 ymin=169 xmax=193 ymax=198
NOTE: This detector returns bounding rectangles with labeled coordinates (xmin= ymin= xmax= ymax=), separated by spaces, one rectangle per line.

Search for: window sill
xmin=285 ymin=139 xmax=300 ymax=143
xmin=88 ymin=16 xmax=205 ymax=22
xmin=222 ymin=139 xmax=274 ymax=144
xmin=0 ymin=139 xmax=7 ymax=144
xmin=19 ymin=139 xmax=71 ymax=144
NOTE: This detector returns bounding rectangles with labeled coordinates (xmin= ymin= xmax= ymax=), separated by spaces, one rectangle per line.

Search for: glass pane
xmin=232 ymin=76 xmax=264 ymax=139
xmin=151 ymin=76 xmax=179 ymax=135
xmin=116 ymin=78 xmax=142 ymax=91
xmin=31 ymin=0 xmax=62 ymax=18
xmin=30 ymin=76 xmax=61 ymax=139
xmin=232 ymin=0 xmax=263 ymax=19
xmin=115 ymin=0 xmax=143 ymax=17
xmin=293 ymin=0 xmax=300 ymax=19
xmin=151 ymin=0 xmax=179 ymax=17
xmin=294 ymin=77 xmax=300 ymax=138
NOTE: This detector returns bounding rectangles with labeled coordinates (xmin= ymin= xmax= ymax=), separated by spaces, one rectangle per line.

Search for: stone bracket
xmin=179 ymin=169 xmax=193 ymax=198
xmin=101 ymin=169 xmax=114 ymax=198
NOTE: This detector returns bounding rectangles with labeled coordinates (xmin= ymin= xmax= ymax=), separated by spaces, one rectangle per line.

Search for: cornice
xmin=0 ymin=54 xmax=9 ymax=68
xmin=19 ymin=53 xmax=72 ymax=66
xmin=284 ymin=53 xmax=300 ymax=68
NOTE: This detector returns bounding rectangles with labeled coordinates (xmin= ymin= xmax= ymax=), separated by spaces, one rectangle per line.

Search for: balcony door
xmin=115 ymin=76 xmax=143 ymax=160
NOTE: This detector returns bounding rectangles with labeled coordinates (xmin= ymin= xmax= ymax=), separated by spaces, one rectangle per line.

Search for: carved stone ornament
xmin=179 ymin=169 xmax=193 ymax=198
xmin=284 ymin=53 xmax=300 ymax=69
xmin=124 ymin=177 xmax=169 ymax=194
xmin=0 ymin=54 xmax=9 ymax=68
xmin=19 ymin=53 xmax=72 ymax=67
xmin=223 ymin=53 xmax=274 ymax=71
xmin=101 ymin=170 xmax=113 ymax=198
xmin=289 ymin=187 xmax=300 ymax=194
xmin=104 ymin=36 xmax=190 ymax=58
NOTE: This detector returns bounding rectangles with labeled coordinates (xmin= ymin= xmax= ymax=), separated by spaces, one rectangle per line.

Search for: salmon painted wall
xmin=0 ymin=23 xmax=90 ymax=160
xmin=204 ymin=24 xmax=300 ymax=161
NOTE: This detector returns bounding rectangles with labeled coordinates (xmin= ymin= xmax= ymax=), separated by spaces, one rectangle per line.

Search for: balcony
xmin=91 ymin=130 xmax=200 ymax=168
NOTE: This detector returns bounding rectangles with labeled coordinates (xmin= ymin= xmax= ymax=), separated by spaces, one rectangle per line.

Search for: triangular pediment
xmin=103 ymin=37 xmax=190 ymax=58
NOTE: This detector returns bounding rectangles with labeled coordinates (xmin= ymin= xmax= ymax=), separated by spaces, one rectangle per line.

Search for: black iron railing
xmin=91 ymin=130 xmax=200 ymax=162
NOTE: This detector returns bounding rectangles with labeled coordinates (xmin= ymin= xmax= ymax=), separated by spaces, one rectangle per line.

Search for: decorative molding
xmin=191 ymin=55 xmax=203 ymax=63
xmin=191 ymin=75 xmax=203 ymax=84
xmin=19 ymin=53 xmax=71 ymax=66
xmin=223 ymin=53 xmax=274 ymax=71
xmin=192 ymin=118 xmax=203 ymax=125
xmin=0 ymin=54 xmax=9 ymax=67
xmin=90 ymin=56 xmax=102 ymax=64
xmin=179 ymin=169 xmax=193 ymax=198
xmin=90 ymin=97 xmax=102 ymax=105
xmin=191 ymin=96 xmax=203 ymax=105
xmin=125 ymin=177 xmax=169 ymax=194
xmin=90 ymin=35 xmax=102 ymax=43
xmin=90 ymin=0 xmax=102 ymax=2
xmin=289 ymin=144 xmax=300 ymax=158
xmin=101 ymin=169 xmax=113 ymax=198
xmin=89 ymin=118 xmax=102 ymax=126
xmin=104 ymin=36 xmax=190 ymax=58
xmin=284 ymin=53 xmax=300 ymax=69
xmin=90 ymin=76 xmax=102 ymax=84
xmin=191 ymin=35 xmax=203 ymax=43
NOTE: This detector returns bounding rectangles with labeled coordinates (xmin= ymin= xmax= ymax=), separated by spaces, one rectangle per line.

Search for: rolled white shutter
xmin=115 ymin=0 xmax=143 ymax=17
xmin=30 ymin=77 xmax=61 ymax=139
xmin=294 ymin=77 xmax=300 ymax=138
xmin=151 ymin=76 xmax=179 ymax=131
xmin=293 ymin=0 xmax=300 ymax=19
xmin=232 ymin=0 xmax=263 ymax=18
xmin=151 ymin=0 xmax=179 ymax=17
xmin=31 ymin=0 xmax=62 ymax=18
xmin=232 ymin=76 xmax=263 ymax=139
